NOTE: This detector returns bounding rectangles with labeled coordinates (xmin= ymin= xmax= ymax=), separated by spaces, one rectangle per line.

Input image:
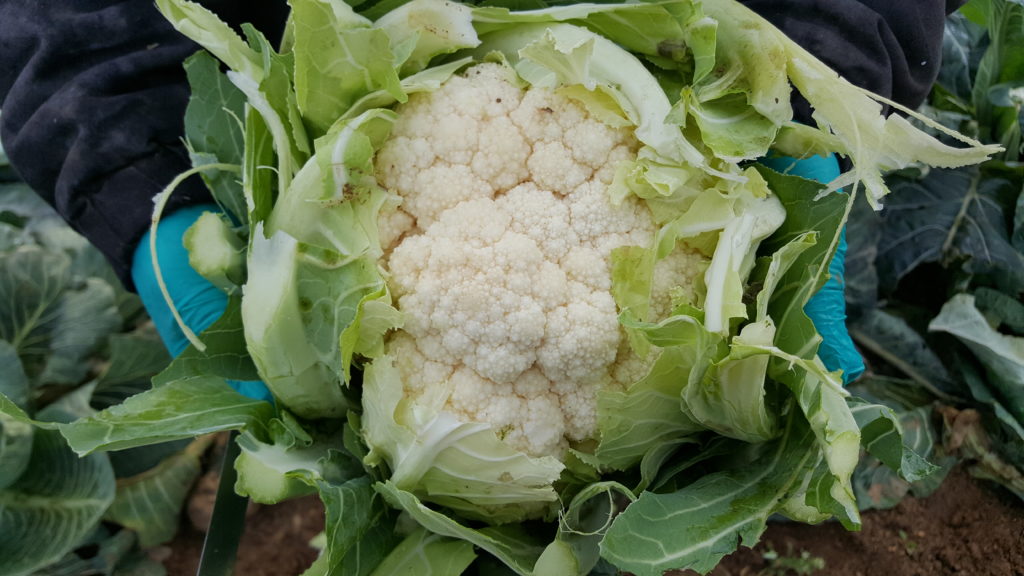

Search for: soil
xmin=163 ymin=465 xmax=1023 ymax=576
xmin=160 ymin=492 xmax=324 ymax=576
xmin=699 ymin=465 xmax=1024 ymax=576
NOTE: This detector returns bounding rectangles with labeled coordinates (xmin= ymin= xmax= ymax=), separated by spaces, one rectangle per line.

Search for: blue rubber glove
xmin=759 ymin=154 xmax=865 ymax=384
xmin=132 ymin=203 xmax=272 ymax=401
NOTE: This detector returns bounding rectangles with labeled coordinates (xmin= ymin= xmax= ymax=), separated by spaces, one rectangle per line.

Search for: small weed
xmin=759 ymin=544 xmax=826 ymax=576
xmin=898 ymin=529 xmax=919 ymax=556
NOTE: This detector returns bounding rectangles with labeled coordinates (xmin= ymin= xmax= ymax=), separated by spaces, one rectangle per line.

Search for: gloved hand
xmin=131 ymin=203 xmax=272 ymax=401
xmin=759 ymin=154 xmax=865 ymax=385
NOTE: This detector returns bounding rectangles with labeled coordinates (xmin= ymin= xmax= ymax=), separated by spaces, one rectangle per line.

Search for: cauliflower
xmin=157 ymin=0 xmax=1001 ymax=568
xmin=375 ymin=63 xmax=702 ymax=459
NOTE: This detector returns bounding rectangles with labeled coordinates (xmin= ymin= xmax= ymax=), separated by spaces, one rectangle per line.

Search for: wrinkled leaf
xmin=234 ymin=414 xmax=364 ymax=504
xmin=0 ymin=344 xmax=32 ymax=490
xmin=849 ymin=309 xmax=958 ymax=398
xmin=848 ymin=398 xmax=939 ymax=483
xmin=0 ymin=341 xmax=29 ymax=411
xmin=849 ymin=395 xmax=951 ymax=510
xmin=291 ymin=0 xmax=403 ymax=136
xmin=0 ymin=247 xmax=121 ymax=389
xmin=756 ymin=166 xmax=848 ymax=360
xmin=878 ymin=167 xmax=1024 ymax=297
xmin=0 ymin=247 xmax=71 ymax=379
xmin=938 ymin=405 xmax=1024 ymax=500
xmin=968 ymin=0 xmax=1024 ymax=156
xmin=0 ymin=429 xmax=115 ymax=576
xmin=935 ymin=13 xmax=986 ymax=106
xmin=0 ymin=182 xmax=56 ymax=229
xmin=28 ymin=527 xmax=161 ymax=576
xmin=37 ymin=278 xmax=121 ymax=386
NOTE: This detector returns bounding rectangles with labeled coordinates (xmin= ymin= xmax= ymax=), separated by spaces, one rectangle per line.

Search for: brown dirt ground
xmin=160 ymin=492 xmax=324 ymax=576
xmin=162 ymin=465 xmax=1023 ymax=576
xmin=698 ymin=465 xmax=1024 ymax=576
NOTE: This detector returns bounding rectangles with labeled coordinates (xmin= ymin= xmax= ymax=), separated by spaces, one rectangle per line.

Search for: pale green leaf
xmin=319 ymin=476 xmax=400 ymax=576
xmin=600 ymin=413 xmax=818 ymax=576
xmin=930 ymin=294 xmax=1024 ymax=436
xmin=104 ymin=436 xmax=214 ymax=547
xmin=291 ymin=0 xmax=402 ymax=136
xmin=555 ymin=482 xmax=634 ymax=576
xmin=184 ymin=51 xmax=249 ymax=225
xmin=59 ymin=377 xmax=273 ymax=455
xmin=246 ymin=111 xmax=395 ymax=419
xmin=848 ymin=398 xmax=939 ymax=485
xmin=595 ymin=330 xmax=707 ymax=471
xmin=376 ymin=0 xmax=480 ymax=76
xmin=155 ymin=0 xmax=262 ymax=83
xmin=369 ymin=528 xmax=476 ymax=576
xmin=361 ymin=357 xmax=563 ymax=524
xmin=376 ymin=482 xmax=550 ymax=576
xmin=233 ymin=416 xmax=364 ymax=505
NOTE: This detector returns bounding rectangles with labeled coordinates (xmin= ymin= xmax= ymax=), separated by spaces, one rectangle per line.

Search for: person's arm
xmin=1 ymin=1 xmax=280 ymax=401
xmin=0 ymin=0 xmax=213 ymax=290
xmin=0 ymin=1 xmax=290 ymax=290
xmin=740 ymin=0 xmax=965 ymax=383
xmin=740 ymin=0 xmax=963 ymax=116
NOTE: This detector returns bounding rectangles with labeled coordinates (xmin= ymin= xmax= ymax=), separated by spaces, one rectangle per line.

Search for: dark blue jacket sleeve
xmin=740 ymin=0 xmax=964 ymax=120
xmin=0 ymin=1 xmax=286 ymax=290
xmin=0 ymin=1 xmax=212 ymax=289
xmin=0 ymin=0 xmax=959 ymax=290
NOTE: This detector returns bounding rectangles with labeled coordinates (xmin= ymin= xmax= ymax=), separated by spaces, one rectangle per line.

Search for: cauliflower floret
xmin=379 ymin=63 xmax=693 ymax=459
xmin=447 ymin=366 xmax=567 ymax=457
xmin=496 ymin=183 xmax=578 ymax=262
xmin=651 ymin=242 xmax=708 ymax=317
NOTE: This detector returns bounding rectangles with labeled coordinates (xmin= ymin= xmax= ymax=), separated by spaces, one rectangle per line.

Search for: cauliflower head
xmin=375 ymin=63 xmax=703 ymax=459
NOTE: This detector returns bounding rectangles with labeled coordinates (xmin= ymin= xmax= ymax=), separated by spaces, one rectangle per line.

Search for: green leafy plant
xmin=847 ymin=0 xmax=1024 ymax=506
xmin=760 ymin=545 xmax=826 ymax=576
xmin=0 ymin=1 xmax=1008 ymax=575
xmin=0 ymin=126 xmax=208 ymax=576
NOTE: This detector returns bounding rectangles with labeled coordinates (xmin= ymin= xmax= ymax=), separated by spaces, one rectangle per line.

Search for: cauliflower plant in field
xmin=144 ymin=0 xmax=999 ymax=571
xmin=30 ymin=0 xmax=1002 ymax=573
xmin=377 ymin=63 xmax=703 ymax=459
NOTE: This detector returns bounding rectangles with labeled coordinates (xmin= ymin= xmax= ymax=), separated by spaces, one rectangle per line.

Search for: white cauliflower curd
xmin=375 ymin=63 xmax=703 ymax=459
